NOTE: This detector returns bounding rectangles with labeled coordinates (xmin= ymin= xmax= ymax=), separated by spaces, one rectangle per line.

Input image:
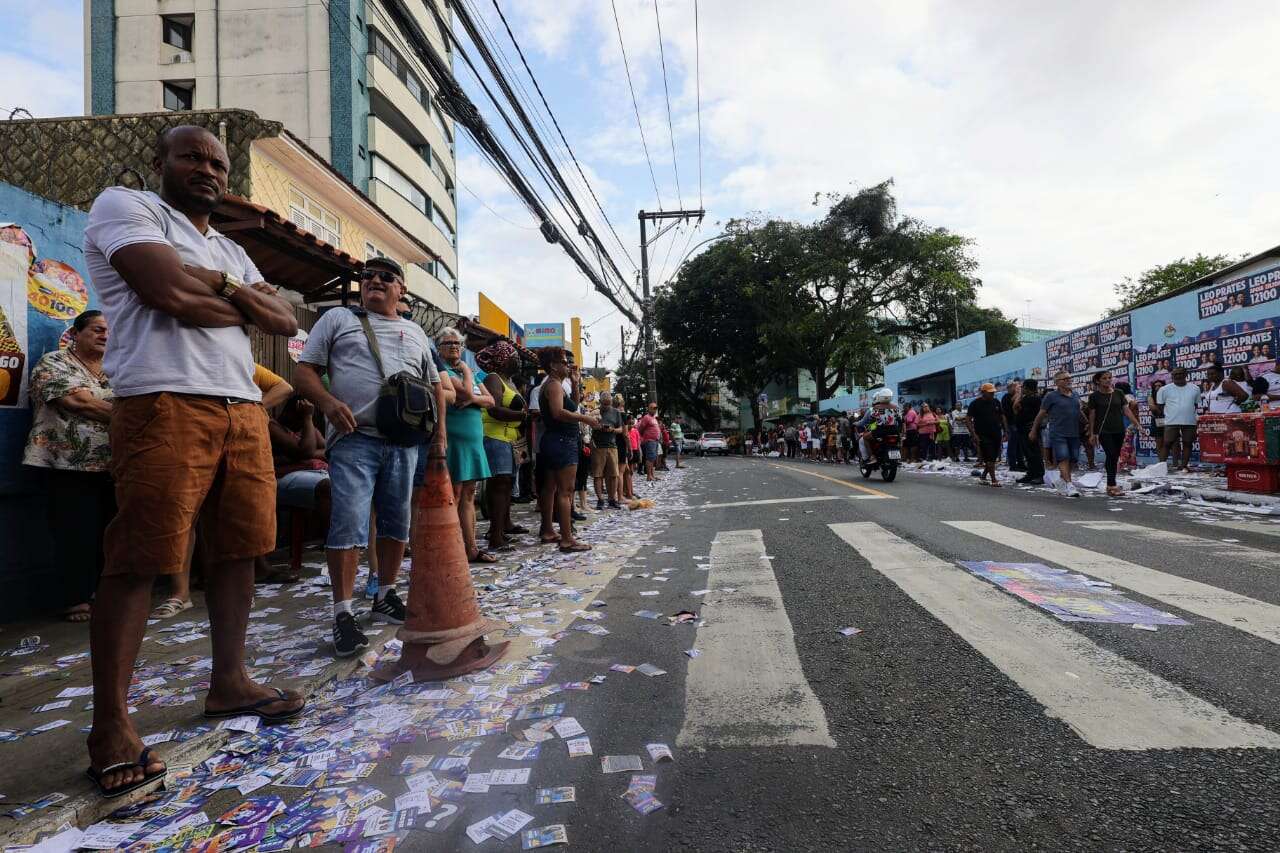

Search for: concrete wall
xmin=884 ymin=331 xmax=986 ymax=396
xmin=0 ymin=183 xmax=97 ymax=622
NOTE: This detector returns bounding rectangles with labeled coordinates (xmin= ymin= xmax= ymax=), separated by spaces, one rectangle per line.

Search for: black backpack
xmin=350 ymin=308 xmax=437 ymax=446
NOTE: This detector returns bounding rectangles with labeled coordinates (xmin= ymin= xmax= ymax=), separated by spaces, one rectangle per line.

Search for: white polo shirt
xmin=83 ymin=187 xmax=264 ymax=400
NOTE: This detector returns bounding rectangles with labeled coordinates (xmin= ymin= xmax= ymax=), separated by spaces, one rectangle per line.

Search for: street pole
xmin=638 ymin=207 xmax=705 ymax=406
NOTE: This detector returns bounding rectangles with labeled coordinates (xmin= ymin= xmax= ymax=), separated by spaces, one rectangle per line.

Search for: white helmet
xmin=872 ymin=388 xmax=894 ymax=404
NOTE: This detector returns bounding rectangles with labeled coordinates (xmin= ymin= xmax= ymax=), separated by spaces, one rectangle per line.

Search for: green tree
xmin=613 ymin=342 xmax=725 ymax=428
xmin=941 ymin=301 xmax=1021 ymax=354
xmin=1110 ymin=254 xmax=1240 ymax=315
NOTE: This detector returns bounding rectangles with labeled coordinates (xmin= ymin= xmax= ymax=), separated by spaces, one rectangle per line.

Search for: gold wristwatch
xmin=219 ymin=271 xmax=244 ymax=299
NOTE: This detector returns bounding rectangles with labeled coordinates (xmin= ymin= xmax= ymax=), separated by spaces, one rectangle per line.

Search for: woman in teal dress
xmin=437 ymin=327 xmax=496 ymax=563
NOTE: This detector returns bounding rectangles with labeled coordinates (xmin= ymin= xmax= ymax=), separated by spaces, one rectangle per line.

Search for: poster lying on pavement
xmin=958 ymin=561 xmax=1189 ymax=625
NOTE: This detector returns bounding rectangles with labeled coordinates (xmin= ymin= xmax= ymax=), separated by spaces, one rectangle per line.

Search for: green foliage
xmin=628 ymin=182 xmax=997 ymax=411
xmin=1111 ymin=254 xmax=1240 ymax=315
xmin=946 ymin=302 xmax=1022 ymax=354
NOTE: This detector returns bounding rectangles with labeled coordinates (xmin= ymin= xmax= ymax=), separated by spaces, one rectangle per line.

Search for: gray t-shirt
xmin=300 ymin=307 xmax=440 ymax=446
xmin=83 ymin=187 xmax=264 ymax=399
xmin=592 ymin=407 xmax=624 ymax=448
xmin=1040 ymin=390 xmax=1082 ymax=438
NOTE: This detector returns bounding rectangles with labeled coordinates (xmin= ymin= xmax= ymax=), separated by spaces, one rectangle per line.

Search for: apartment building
xmin=84 ymin=0 xmax=460 ymax=311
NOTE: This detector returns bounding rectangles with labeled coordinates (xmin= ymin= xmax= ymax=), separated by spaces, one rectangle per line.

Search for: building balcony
xmin=367 ymin=178 xmax=457 ymax=272
xmin=364 ymin=54 xmax=455 ymax=184
xmin=367 ymin=115 xmax=456 ymax=227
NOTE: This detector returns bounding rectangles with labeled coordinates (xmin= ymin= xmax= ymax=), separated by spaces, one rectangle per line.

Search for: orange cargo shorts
xmin=104 ymin=392 xmax=276 ymax=576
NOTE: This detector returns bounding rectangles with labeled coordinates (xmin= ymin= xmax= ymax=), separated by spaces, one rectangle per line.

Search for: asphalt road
xmin=455 ymin=455 xmax=1280 ymax=853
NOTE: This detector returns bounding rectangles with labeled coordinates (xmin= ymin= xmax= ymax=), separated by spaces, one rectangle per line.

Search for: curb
xmin=0 ymin=635 xmax=395 ymax=848
xmin=1178 ymin=485 xmax=1280 ymax=509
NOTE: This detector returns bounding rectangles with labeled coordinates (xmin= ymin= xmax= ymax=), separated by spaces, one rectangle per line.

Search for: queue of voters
xmin=10 ymin=125 xmax=688 ymax=800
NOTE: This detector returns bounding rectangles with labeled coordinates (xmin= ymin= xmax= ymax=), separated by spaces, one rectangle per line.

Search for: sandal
xmin=469 ymin=550 xmax=499 ymax=564
xmin=558 ymin=542 xmax=592 ymax=553
xmin=86 ymin=746 xmax=166 ymax=798
xmin=204 ymin=687 xmax=306 ymax=724
xmin=63 ymin=604 xmax=91 ymax=623
xmin=150 ymin=598 xmax=193 ymax=619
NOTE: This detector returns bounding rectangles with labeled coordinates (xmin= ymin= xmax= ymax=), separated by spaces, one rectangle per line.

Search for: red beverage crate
xmin=1196 ymin=414 xmax=1231 ymax=463
xmin=1226 ymin=462 xmax=1280 ymax=494
xmin=1218 ymin=412 xmax=1280 ymax=463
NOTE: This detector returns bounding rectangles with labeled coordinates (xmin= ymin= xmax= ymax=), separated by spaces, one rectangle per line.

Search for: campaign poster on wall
xmin=1197 ymin=262 xmax=1280 ymax=319
xmin=1046 ymin=314 xmax=1132 ymax=394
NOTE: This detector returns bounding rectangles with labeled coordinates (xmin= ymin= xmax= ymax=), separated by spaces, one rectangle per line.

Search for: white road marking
xmin=699 ymin=494 xmax=888 ymax=509
xmin=677 ymin=529 xmax=835 ymax=748
xmin=946 ymin=520 xmax=1280 ymax=646
xmin=1066 ymin=520 xmax=1280 ymax=571
xmin=830 ymin=522 xmax=1280 ymax=750
xmin=1194 ymin=519 xmax=1280 ymax=539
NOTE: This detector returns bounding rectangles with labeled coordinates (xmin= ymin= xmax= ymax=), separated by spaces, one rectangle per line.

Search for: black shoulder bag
xmin=350 ymin=308 xmax=437 ymax=446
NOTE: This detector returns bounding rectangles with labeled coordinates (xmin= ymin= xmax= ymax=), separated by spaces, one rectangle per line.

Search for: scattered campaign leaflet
xmin=522 ymin=824 xmax=569 ymax=849
xmin=958 ymin=562 xmax=1190 ymax=625
xmin=535 ymin=787 xmax=575 ymax=804
xmin=601 ymin=755 xmax=644 ymax=773
xmin=566 ymin=737 xmax=592 ymax=757
xmin=645 ymin=743 xmax=674 ymax=762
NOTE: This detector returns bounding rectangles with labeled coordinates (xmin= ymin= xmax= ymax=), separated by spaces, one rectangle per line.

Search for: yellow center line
xmin=768 ymin=463 xmax=897 ymax=499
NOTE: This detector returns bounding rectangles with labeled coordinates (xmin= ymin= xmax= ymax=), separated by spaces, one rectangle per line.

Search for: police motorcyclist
xmin=856 ymin=389 xmax=900 ymax=463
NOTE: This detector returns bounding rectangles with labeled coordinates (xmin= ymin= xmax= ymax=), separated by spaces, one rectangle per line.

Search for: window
xmin=432 ymin=203 xmax=455 ymax=245
xmin=430 ymin=259 xmax=457 ymax=291
xmin=162 ymin=16 xmax=193 ymax=51
xmin=162 ymin=81 xmax=193 ymax=111
xmin=288 ymin=188 xmax=341 ymax=246
xmin=371 ymin=155 xmax=429 ymax=217
xmin=365 ymin=242 xmax=386 ymax=261
xmin=367 ymin=27 xmax=431 ymax=112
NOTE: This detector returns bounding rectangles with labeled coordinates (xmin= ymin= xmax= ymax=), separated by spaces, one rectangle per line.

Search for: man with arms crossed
xmin=83 ymin=126 xmax=302 ymax=796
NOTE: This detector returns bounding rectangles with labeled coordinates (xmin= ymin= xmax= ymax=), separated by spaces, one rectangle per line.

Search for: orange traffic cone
xmin=372 ymin=448 xmax=508 ymax=683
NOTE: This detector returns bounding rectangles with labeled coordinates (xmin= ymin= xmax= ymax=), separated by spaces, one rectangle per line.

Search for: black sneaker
xmin=608 ymin=500 xmax=622 ymax=509
xmin=372 ymin=587 xmax=406 ymax=624
xmin=571 ymin=510 xmax=587 ymax=522
xmin=596 ymin=499 xmax=605 ymax=511
xmin=333 ymin=612 xmax=369 ymax=658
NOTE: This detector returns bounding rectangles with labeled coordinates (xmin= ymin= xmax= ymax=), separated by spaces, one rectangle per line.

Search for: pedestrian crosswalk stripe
xmin=1065 ymin=519 xmax=1279 ymax=572
xmin=676 ymin=529 xmax=836 ymax=749
xmin=830 ymin=522 xmax=1280 ymax=749
xmin=699 ymin=494 xmax=889 ymax=509
xmin=1192 ymin=519 xmax=1280 ymax=540
xmin=945 ymin=520 xmax=1280 ymax=646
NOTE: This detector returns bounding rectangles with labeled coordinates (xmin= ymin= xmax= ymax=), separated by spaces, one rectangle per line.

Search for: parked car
xmin=698 ymin=431 xmax=729 ymax=456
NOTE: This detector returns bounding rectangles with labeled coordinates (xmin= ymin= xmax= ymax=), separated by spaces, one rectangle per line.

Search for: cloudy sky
xmin=7 ymin=1 xmax=1280 ymax=368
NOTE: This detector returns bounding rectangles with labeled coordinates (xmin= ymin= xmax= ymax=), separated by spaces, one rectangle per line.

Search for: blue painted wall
xmin=328 ymin=0 xmax=371 ymax=189
xmin=0 ymin=183 xmax=97 ymax=622
xmin=954 ymin=341 xmax=1047 ymax=406
xmin=884 ymin=332 xmax=986 ymax=396
xmin=88 ymin=0 xmax=115 ymax=114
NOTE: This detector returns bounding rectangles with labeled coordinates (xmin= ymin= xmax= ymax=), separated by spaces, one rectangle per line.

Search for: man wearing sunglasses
xmin=295 ymin=257 xmax=447 ymax=657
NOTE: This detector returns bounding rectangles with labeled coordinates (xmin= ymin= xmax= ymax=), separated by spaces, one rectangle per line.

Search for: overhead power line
xmin=653 ymin=0 xmax=683 ymax=209
xmin=488 ymin=0 xmax=641 ymax=273
xmin=694 ymin=0 xmax=703 ymax=209
xmin=448 ymin=0 xmax=642 ymax=309
xmin=380 ymin=0 xmax=641 ymax=324
xmin=611 ymin=0 xmax=664 ymax=211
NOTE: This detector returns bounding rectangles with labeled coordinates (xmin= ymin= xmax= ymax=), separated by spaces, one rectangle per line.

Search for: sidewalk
xmin=0 ymin=475 xmax=690 ymax=848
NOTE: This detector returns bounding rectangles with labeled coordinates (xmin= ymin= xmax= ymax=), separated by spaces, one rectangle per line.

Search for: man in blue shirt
xmin=1030 ymin=371 xmax=1084 ymax=497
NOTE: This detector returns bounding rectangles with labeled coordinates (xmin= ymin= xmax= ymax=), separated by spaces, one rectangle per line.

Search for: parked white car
xmin=697 ymin=431 xmax=729 ymax=456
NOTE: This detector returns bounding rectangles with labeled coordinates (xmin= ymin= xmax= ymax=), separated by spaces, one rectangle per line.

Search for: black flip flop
xmin=505 ymin=525 xmax=530 ymax=535
xmin=203 ymin=687 xmax=305 ymax=724
xmin=86 ymin=746 xmax=166 ymax=798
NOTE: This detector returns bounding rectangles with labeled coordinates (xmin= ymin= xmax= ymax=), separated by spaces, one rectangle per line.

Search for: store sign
xmin=524 ymin=323 xmax=565 ymax=348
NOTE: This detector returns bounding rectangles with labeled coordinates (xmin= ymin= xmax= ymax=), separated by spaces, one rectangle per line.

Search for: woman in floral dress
xmin=23 ymin=311 xmax=115 ymax=621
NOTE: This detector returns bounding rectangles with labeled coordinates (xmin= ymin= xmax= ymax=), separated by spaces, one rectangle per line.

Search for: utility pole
xmin=639 ymin=207 xmax=705 ymax=405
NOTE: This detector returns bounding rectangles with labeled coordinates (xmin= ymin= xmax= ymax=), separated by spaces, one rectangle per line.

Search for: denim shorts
xmin=642 ymin=440 xmax=660 ymax=462
xmin=1051 ymin=435 xmax=1081 ymax=464
xmin=277 ymin=469 xmax=329 ymax=509
xmin=326 ymin=432 xmax=417 ymax=548
xmin=483 ymin=436 xmax=514 ymax=477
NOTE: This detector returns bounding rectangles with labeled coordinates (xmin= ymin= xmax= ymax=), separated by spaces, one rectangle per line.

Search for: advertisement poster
xmin=0 ymin=235 xmax=31 ymax=408
xmin=1197 ymin=262 xmax=1280 ymax=319
xmin=956 ymin=369 xmax=1027 ymax=407
xmin=1046 ymin=314 xmax=1132 ymax=394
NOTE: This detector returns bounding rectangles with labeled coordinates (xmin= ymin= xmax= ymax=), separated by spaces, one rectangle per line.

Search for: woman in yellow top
xmin=478 ymin=341 xmax=526 ymax=552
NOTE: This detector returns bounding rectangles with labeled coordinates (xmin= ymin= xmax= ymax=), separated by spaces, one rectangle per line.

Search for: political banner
xmin=1197 ymin=262 xmax=1280 ymax=319
xmin=1218 ymin=328 xmax=1278 ymax=379
xmin=1046 ymin=314 xmax=1132 ymax=394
